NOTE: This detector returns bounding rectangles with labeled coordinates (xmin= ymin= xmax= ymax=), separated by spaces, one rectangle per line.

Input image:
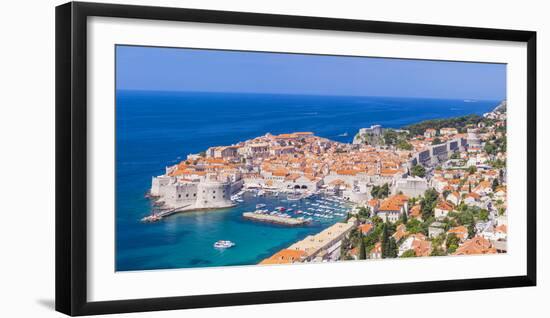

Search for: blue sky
xmin=116 ymin=45 xmax=506 ymax=100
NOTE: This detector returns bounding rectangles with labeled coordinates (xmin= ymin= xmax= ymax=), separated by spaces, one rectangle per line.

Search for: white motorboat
xmin=213 ymin=240 xmax=236 ymax=249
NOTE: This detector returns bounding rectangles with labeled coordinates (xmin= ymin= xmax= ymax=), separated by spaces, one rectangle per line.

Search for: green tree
xmin=406 ymin=218 xmax=423 ymax=234
xmin=357 ymin=206 xmax=371 ymax=219
xmin=411 ymin=164 xmax=426 ymax=178
xmin=381 ymin=183 xmax=390 ymax=198
xmin=489 ymin=159 xmax=506 ymax=169
xmin=484 ymin=143 xmax=497 ymax=155
xmin=344 ymin=212 xmax=351 ymax=223
xmin=339 ymin=236 xmax=349 ymax=260
xmin=371 ymin=183 xmax=390 ymax=199
xmin=383 ymin=130 xmax=399 ymax=146
xmin=387 ymin=238 xmax=398 ymax=258
xmin=496 ymin=136 xmax=507 ymax=152
xmin=457 ymin=210 xmax=474 ymax=226
xmin=371 ymin=186 xmax=379 ymax=199
xmin=359 ymin=237 xmax=366 ymax=260
xmin=381 ymin=223 xmax=390 ymax=258
xmin=430 ymin=247 xmax=446 ymax=256
xmin=401 ymin=210 xmax=408 ymax=224
xmin=468 ymin=165 xmax=477 ymax=174
xmin=401 ymin=249 xmax=416 ymax=258
xmin=396 ymin=140 xmax=413 ymax=150
xmin=371 ymin=215 xmax=383 ymax=225
xmin=478 ymin=209 xmax=489 ymax=222
xmin=404 ymin=114 xmax=483 ymax=136
xmin=467 ymin=224 xmax=476 ymax=239
xmin=349 ymin=228 xmax=362 ymax=248
xmin=420 ymin=188 xmax=439 ymax=220
xmin=446 ymin=233 xmax=460 ymax=254
xmin=364 ymin=224 xmax=382 ymax=253
xmin=432 ymin=137 xmax=442 ymax=145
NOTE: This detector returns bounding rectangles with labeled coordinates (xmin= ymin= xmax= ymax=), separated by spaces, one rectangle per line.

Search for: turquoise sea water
xmin=115 ymin=91 xmax=498 ymax=271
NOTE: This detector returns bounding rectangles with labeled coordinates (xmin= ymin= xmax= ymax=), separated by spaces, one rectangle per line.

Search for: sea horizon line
xmin=115 ymin=88 xmax=504 ymax=103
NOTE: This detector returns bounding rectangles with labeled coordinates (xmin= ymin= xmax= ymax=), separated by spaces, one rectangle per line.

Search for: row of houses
xmin=259 ymin=218 xmax=358 ymax=265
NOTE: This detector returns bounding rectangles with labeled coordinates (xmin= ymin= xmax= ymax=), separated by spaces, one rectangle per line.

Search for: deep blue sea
xmin=115 ymin=90 xmax=499 ymax=271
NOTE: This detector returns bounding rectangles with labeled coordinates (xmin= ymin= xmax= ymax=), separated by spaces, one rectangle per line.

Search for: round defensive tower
xmin=195 ymin=181 xmax=234 ymax=209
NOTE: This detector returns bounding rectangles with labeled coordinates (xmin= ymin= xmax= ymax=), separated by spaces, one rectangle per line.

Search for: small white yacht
xmin=213 ymin=240 xmax=236 ymax=249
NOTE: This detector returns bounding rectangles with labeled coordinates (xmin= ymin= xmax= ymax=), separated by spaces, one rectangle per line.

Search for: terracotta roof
xmin=496 ymin=224 xmax=507 ymax=234
xmin=275 ymin=133 xmax=297 ymax=139
xmin=409 ymin=205 xmax=422 ymax=218
xmin=367 ymin=199 xmax=380 ymax=207
xmin=272 ymin=169 xmax=289 ymax=177
xmin=329 ymin=179 xmax=346 ymax=186
xmin=392 ymin=194 xmax=409 ymax=203
xmin=466 ymin=192 xmax=481 ymax=200
xmin=412 ymin=240 xmax=432 ymax=257
xmin=495 ymin=186 xmax=507 ymax=193
xmin=453 ymin=236 xmax=496 ymax=255
xmin=285 ymin=174 xmax=301 ymax=181
xmin=393 ymin=224 xmax=408 ymax=241
xmin=379 ymin=201 xmax=402 ymax=212
xmin=359 ymin=223 xmax=373 ymax=234
xmin=370 ymin=242 xmax=382 ymax=254
xmin=336 ymin=170 xmax=358 ymax=176
xmin=380 ymin=169 xmax=400 ymax=176
xmin=259 ymin=249 xmax=306 ymax=265
xmin=379 ymin=194 xmax=409 ymax=212
xmin=436 ymin=200 xmax=454 ymax=211
xmin=205 ymin=158 xmax=226 ymax=164
xmin=448 ymin=226 xmax=468 ymax=239
xmin=476 ymin=180 xmax=492 ymax=189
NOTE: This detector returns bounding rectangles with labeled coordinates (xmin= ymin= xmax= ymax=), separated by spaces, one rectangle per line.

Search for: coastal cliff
xmin=493 ymin=100 xmax=507 ymax=113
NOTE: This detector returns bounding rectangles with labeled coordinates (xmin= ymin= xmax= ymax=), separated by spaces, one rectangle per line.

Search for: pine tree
xmin=388 ymin=238 xmax=398 ymax=258
xmin=381 ymin=223 xmax=390 ymax=258
xmin=340 ymin=236 xmax=349 ymax=260
xmin=359 ymin=238 xmax=366 ymax=260
xmin=402 ymin=210 xmax=408 ymax=224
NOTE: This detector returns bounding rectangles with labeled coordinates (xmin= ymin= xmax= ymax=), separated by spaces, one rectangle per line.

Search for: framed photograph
xmin=55 ymin=1 xmax=536 ymax=316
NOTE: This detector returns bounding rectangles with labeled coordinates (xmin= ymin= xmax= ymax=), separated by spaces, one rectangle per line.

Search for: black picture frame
xmin=55 ymin=1 xmax=537 ymax=316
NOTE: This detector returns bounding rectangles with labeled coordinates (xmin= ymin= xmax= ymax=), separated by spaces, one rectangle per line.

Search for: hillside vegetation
xmin=404 ymin=114 xmax=482 ymax=136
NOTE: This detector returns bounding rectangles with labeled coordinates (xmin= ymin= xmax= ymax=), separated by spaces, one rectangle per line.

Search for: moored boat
xmin=141 ymin=214 xmax=162 ymax=223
